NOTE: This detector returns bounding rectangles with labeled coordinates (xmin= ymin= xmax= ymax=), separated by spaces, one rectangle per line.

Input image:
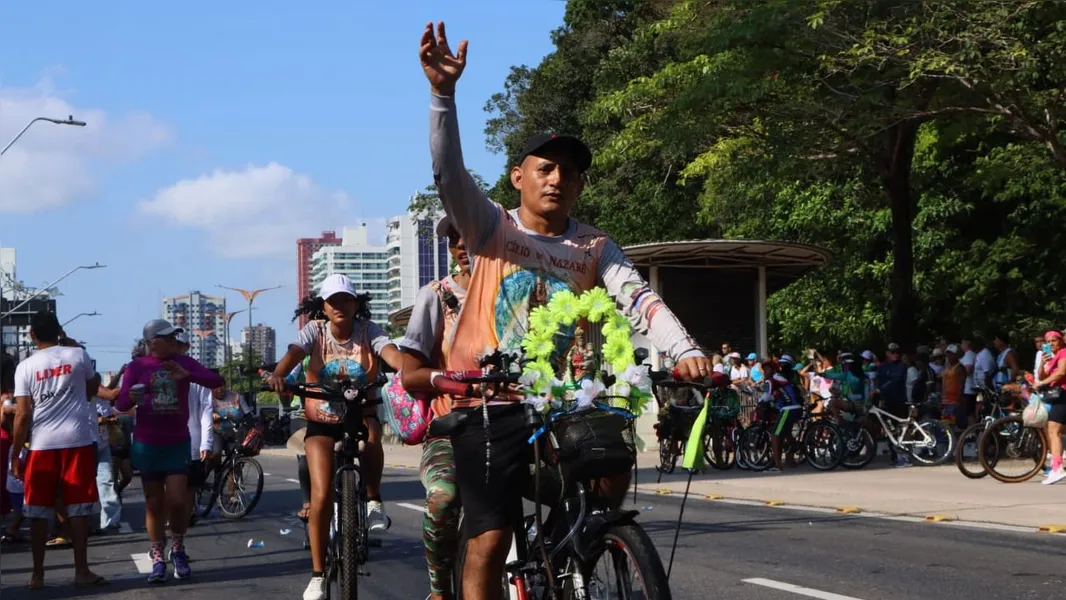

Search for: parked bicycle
xmin=954 ymin=387 xmax=1013 ymax=479
xmin=262 ymin=375 xmax=386 ymax=600
xmin=651 ymin=374 xmax=741 ymax=474
xmin=438 ymin=349 xmax=672 ymax=600
xmin=977 ymin=414 xmax=1049 ymax=483
xmin=865 ymin=401 xmax=955 ymax=466
xmin=739 ymin=398 xmax=845 ymax=472
xmin=194 ymin=415 xmax=265 ymax=519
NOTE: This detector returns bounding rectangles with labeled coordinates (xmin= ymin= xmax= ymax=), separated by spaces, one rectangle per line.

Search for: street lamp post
xmin=223 ymin=309 xmax=248 ymax=366
xmin=62 ymin=311 xmax=100 ymax=327
xmin=1 ymin=263 xmax=106 ymax=320
xmin=1 ymin=116 xmax=88 ymax=158
xmin=218 ymin=285 xmax=282 ymax=391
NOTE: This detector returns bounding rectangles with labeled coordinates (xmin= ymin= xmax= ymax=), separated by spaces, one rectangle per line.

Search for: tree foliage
xmin=482 ymin=0 xmax=1066 ymax=352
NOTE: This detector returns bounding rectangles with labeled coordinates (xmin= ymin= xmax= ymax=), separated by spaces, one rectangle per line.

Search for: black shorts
xmin=452 ymin=404 xmax=531 ymax=539
xmin=1050 ymin=402 xmax=1066 ymax=426
xmin=304 ymin=408 xmax=382 ymax=442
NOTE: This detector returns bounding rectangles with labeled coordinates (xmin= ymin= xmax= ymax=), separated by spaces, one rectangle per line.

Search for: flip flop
xmin=45 ymin=537 xmax=71 ymax=547
xmin=74 ymin=575 xmax=109 ymax=588
xmin=27 ymin=579 xmax=45 ymax=590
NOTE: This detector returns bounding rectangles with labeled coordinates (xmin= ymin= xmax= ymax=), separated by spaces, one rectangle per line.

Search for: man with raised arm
xmin=419 ymin=21 xmax=712 ymax=600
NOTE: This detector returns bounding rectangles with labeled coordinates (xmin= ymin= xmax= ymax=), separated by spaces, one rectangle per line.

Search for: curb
xmin=630 ymin=487 xmax=1065 ymax=536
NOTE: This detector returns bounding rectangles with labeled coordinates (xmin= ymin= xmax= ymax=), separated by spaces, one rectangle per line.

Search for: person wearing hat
xmin=265 ymin=273 xmax=406 ymax=600
xmin=727 ymin=351 xmax=749 ymax=385
xmin=875 ymin=343 xmax=910 ymax=467
xmin=420 ymin=21 xmax=711 ymax=599
xmin=746 ymin=352 xmax=764 ymax=384
xmin=115 ymin=319 xmax=224 ymax=583
xmin=171 ymin=332 xmax=214 ymax=530
xmin=390 ymin=215 xmax=471 ymax=600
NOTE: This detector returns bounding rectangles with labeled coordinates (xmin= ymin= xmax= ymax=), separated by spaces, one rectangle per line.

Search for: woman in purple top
xmin=117 ymin=319 xmax=223 ymax=584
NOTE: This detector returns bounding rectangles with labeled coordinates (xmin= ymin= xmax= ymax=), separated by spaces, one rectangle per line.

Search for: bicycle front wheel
xmin=339 ymin=469 xmax=361 ymax=599
xmin=955 ymin=422 xmax=993 ymax=479
xmin=585 ymin=523 xmax=672 ymax=600
xmin=802 ymin=420 xmax=844 ymax=471
xmin=218 ymin=458 xmax=265 ymax=518
xmin=194 ymin=466 xmax=220 ymax=518
xmin=978 ymin=416 xmax=1048 ymax=483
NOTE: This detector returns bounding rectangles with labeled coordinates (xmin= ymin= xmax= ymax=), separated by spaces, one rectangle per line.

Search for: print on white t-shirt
xmin=13 ymin=346 xmax=96 ymax=451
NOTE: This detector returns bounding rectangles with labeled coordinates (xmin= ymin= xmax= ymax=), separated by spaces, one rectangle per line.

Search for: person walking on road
xmin=116 ymin=319 xmax=224 ymax=583
xmin=419 ymin=21 xmax=710 ymax=600
xmin=398 ymin=216 xmax=469 ymax=600
xmin=8 ymin=310 xmax=107 ymax=588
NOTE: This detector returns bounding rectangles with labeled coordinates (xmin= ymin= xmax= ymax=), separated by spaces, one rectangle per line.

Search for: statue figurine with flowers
xmin=519 ymin=286 xmax=653 ymax=417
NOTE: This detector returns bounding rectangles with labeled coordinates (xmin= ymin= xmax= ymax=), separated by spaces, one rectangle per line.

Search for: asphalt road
xmin=2 ymin=453 xmax=1064 ymax=600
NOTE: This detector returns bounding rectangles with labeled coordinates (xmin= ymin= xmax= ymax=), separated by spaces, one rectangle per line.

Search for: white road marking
xmin=130 ymin=553 xmax=153 ymax=574
xmin=285 ymin=478 xmax=300 ymax=484
xmin=263 ymin=472 xmax=271 ymax=476
xmin=119 ymin=522 xmax=133 ymax=534
xmin=397 ymin=502 xmax=426 ymax=513
xmin=743 ymin=578 xmax=865 ymax=600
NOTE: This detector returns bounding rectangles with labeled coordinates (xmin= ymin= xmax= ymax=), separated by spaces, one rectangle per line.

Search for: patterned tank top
xmin=303 ymin=320 xmax=378 ymax=424
xmin=446 ymin=207 xmax=609 ymax=409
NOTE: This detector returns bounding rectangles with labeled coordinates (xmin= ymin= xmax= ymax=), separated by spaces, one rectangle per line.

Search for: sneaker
xmin=367 ymin=500 xmax=391 ymax=532
xmin=893 ymin=458 xmax=912 ymax=468
xmin=303 ymin=576 xmax=326 ymax=600
xmin=1042 ymin=468 xmax=1066 ymax=486
xmin=147 ymin=561 xmax=167 ymax=584
xmin=171 ymin=550 xmax=192 ymax=579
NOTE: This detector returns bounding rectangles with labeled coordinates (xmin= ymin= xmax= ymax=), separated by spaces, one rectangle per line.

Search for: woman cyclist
xmin=1035 ymin=330 xmax=1066 ymax=485
xmin=396 ymin=217 xmax=469 ymax=600
xmin=265 ymin=273 xmax=404 ymax=600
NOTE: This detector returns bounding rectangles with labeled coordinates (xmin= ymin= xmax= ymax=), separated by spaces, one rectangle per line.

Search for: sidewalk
xmin=260 ymin=443 xmax=1066 ymax=532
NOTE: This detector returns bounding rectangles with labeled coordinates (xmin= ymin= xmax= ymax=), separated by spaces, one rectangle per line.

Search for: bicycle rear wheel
xmin=339 ymin=469 xmax=361 ymax=599
xmin=955 ymin=422 xmax=992 ymax=479
xmin=906 ymin=419 xmax=955 ymax=466
xmin=839 ymin=422 xmax=876 ymax=469
xmin=978 ymin=416 xmax=1048 ymax=483
xmin=584 ymin=523 xmax=672 ymax=600
xmin=738 ymin=425 xmax=772 ymax=471
xmin=802 ymin=420 xmax=844 ymax=471
xmin=218 ymin=458 xmax=265 ymax=518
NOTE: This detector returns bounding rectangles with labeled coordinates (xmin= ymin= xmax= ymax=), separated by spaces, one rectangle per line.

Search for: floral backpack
xmin=384 ymin=279 xmax=462 ymax=445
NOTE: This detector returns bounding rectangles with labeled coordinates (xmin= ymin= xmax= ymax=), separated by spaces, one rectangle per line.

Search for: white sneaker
xmin=1042 ymin=468 xmax=1066 ymax=486
xmin=303 ymin=576 xmax=326 ymax=600
xmin=367 ymin=500 xmax=391 ymax=532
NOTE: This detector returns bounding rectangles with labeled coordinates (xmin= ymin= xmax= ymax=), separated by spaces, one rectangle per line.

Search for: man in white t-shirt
xmin=959 ymin=339 xmax=977 ymax=429
xmin=9 ymin=311 xmax=106 ymax=588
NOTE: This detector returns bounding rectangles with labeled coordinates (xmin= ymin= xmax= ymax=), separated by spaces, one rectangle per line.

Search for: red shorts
xmin=23 ymin=444 xmax=99 ymax=519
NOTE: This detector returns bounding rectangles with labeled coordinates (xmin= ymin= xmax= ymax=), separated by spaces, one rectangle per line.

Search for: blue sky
xmin=0 ymin=0 xmax=566 ymax=370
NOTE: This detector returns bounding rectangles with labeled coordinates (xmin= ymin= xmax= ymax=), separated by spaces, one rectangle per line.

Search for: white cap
xmin=779 ymin=354 xmax=795 ymax=365
xmin=946 ymin=344 xmax=959 ymax=354
xmin=727 ymin=351 xmax=742 ymax=360
xmin=318 ymin=273 xmax=357 ymax=300
xmin=861 ymin=350 xmax=875 ymax=360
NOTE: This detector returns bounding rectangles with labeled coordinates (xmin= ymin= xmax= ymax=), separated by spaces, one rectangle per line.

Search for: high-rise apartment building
xmin=385 ymin=212 xmax=451 ymax=316
xmin=310 ymin=224 xmax=390 ymax=323
xmin=162 ymin=291 xmax=227 ymax=367
xmin=240 ymin=323 xmax=277 ymax=364
xmin=1 ymin=248 xmax=59 ymax=360
xmin=296 ymin=231 xmax=342 ymax=328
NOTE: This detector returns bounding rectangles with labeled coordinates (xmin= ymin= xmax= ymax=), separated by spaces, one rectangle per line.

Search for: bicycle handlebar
xmin=260 ymin=376 xmax=385 ymax=403
xmin=649 ymin=369 xmax=729 ymax=390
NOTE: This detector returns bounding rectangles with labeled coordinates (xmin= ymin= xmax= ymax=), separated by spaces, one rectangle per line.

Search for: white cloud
xmin=0 ymin=78 xmax=172 ymax=213
xmin=140 ymin=163 xmax=361 ymax=259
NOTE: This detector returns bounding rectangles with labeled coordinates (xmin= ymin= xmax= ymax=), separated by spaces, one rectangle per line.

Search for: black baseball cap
xmin=518 ymin=133 xmax=593 ymax=173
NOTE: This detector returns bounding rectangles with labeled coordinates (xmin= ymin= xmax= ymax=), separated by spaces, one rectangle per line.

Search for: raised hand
xmin=419 ymin=21 xmax=467 ymax=96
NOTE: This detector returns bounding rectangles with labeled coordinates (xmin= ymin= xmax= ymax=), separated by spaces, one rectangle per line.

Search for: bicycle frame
xmin=867 ymin=405 xmax=935 ymax=450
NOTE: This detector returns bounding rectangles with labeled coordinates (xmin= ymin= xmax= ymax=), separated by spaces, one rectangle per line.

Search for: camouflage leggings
xmin=420 ymin=437 xmax=460 ymax=596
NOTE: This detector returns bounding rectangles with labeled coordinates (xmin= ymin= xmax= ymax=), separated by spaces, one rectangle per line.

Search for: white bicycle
xmin=867 ymin=402 xmax=955 ymax=465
